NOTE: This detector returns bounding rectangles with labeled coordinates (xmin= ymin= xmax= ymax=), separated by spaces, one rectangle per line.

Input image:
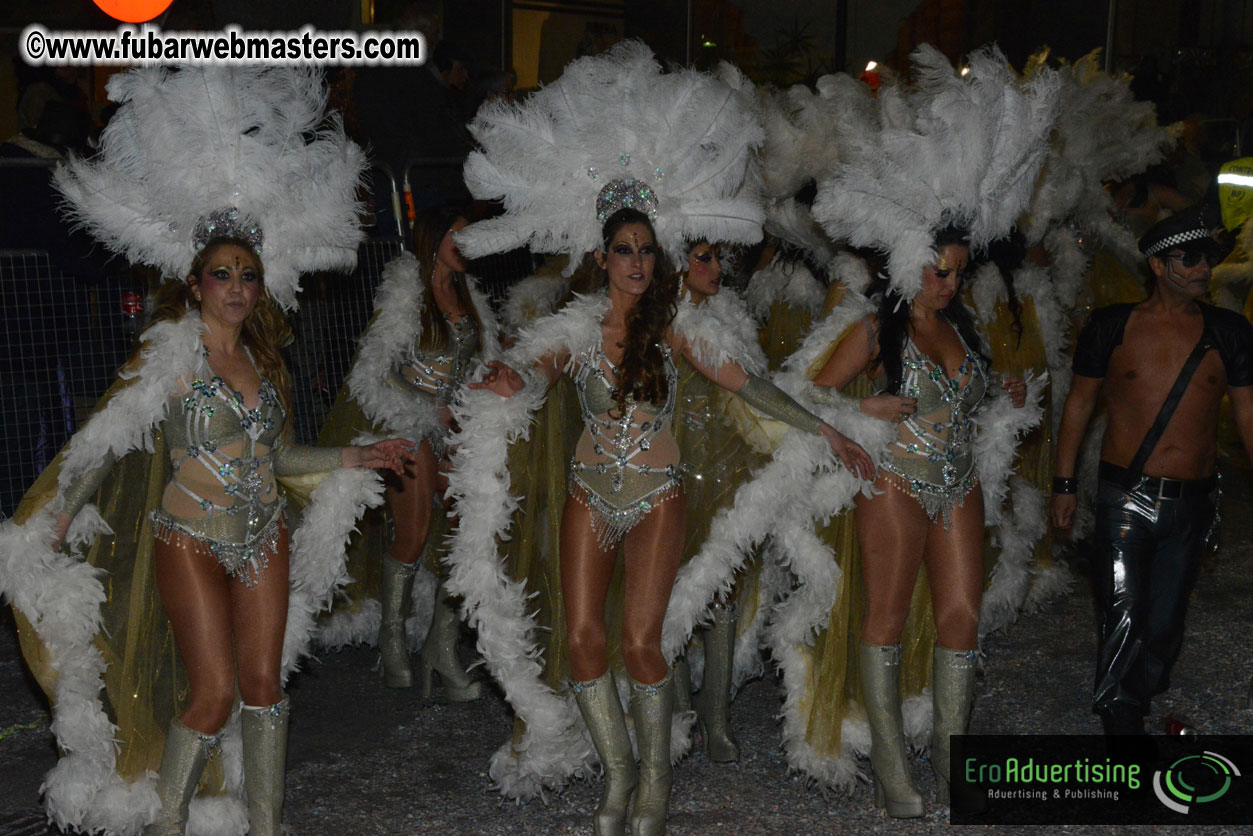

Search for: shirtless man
xmin=1052 ymin=206 xmax=1251 ymax=735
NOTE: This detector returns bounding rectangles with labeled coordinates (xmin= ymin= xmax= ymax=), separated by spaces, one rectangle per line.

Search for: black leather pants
xmin=1090 ymin=474 xmax=1218 ymax=715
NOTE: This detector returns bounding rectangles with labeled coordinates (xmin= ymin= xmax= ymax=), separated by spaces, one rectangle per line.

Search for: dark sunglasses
xmin=1164 ymin=249 xmax=1217 ymax=269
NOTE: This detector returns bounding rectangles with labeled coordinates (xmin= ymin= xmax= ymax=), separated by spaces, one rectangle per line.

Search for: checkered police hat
xmin=1139 ymin=204 xmax=1227 ymax=258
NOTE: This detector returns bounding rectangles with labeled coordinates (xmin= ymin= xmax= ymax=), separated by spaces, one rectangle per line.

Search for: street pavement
xmin=3 ymin=464 xmax=1252 ymax=835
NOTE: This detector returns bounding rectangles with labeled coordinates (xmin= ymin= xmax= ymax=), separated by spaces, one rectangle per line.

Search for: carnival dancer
xmin=767 ymin=45 xmax=1059 ymax=814
xmin=0 ymin=66 xmax=409 ymax=836
xmin=474 ymin=204 xmax=871 ymax=835
xmin=1052 ymin=206 xmax=1249 ymax=736
xmin=316 ymin=205 xmax=499 ymax=698
xmin=439 ymin=43 xmax=876 ymax=834
xmin=670 ymin=240 xmax=779 ymax=762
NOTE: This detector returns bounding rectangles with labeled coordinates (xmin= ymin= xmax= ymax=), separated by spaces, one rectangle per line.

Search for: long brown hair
xmin=412 ymin=205 xmax=484 ymax=352
xmin=145 ymin=236 xmax=294 ymax=420
xmin=597 ymin=208 xmax=678 ymax=414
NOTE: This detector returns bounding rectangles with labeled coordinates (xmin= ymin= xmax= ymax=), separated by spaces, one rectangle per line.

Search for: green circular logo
xmin=1153 ymin=751 xmax=1241 ymax=814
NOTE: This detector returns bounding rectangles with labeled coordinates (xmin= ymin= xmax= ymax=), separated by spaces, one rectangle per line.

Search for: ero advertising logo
xmin=1153 ymin=750 xmax=1241 ymax=814
xmin=951 ymin=734 xmax=1253 ymax=825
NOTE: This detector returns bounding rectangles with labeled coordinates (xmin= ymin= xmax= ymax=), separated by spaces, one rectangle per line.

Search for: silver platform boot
xmin=930 ymin=645 xmax=977 ymax=805
xmin=378 ymin=555 xmax=418 ymax=688
xmin=143 ymin=719 xmax=220 ymax=836
xmin=628 ymin=670 xmax=674 ymax=836
xmin=241 ymin=696 xmax=291 ymax=836
xmin=418 ymin=580 xmax=483 ymax=701
xmin=692 ymin=602 xmax=739 ymax=762
xmin=859 ymin=642 xmax=923 ymax=818
xmin=574 ymin=671 xmax=637 ymax=836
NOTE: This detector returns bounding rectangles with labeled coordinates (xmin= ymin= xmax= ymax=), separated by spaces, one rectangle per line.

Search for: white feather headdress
xmin=456 ymin=40 xmax=764 ymax=265
xmin=1021 ymin=49 xmax=1178 ymax=245
xmin=812 ymin=45 xmax=1061 ymax=299
xmin=54 ymin=65 xmax=367 ymax=312
xmin=751 ymin=79 xmax=852 ymax=261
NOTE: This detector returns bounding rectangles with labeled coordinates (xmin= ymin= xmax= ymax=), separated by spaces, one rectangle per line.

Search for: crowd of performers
xmin=2 ymin=38 xmax=1252 ymax=836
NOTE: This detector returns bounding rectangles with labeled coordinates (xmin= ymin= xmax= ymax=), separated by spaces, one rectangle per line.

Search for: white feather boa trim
xmin=0 ymin=313 xmax=383 ymax=835
xmin=58 ymin=314 xmax=205 ymax=494
xmin=346 ymin=253 xmax=500 ymax=442
xmin=974 ymin=372 xmax=1046 ymax=528
xmin=673 ymin=291 xmax=767 ymax=375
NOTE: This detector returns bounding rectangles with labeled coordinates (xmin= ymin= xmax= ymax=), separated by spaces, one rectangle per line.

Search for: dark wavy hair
xmin=872 ymin=225 xmax=987 ymax=395
xmin=144 ymin=236 xmax=295 ymax=422
xmin=596 ymin=208 xmax=678 ymax=415
xmin=412 ymin=205 xmax=484 ymax=353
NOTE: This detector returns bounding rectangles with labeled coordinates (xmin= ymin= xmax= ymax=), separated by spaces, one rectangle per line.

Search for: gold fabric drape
xmin=11 ymin=381 xmax=230 ymax=794
xmin=982 ymin=296 xmax=1055 ymax=575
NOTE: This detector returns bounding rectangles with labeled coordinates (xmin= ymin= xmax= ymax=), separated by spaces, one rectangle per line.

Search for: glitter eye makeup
xmin=610 ymin=242 xmax=656 ymax=257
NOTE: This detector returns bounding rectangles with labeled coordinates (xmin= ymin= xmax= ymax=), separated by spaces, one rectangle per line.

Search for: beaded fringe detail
xmin=879 ymin=467 xmax=978 ymax=531
xmin=568 ymin=476 xmax=683 ymax=549
xmin=150 ymin=505 xmax=283 ymax=588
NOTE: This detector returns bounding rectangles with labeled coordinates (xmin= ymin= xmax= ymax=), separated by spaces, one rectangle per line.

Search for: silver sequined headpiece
xmin=595 ymin=178 xmax=659 ymax=223
xmin=192 ymin=207 xmax=264 ymax=253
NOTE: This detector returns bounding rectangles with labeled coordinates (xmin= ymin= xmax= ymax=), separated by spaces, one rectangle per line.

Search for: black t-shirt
xmin=1072 ymin=301 xmax=1253 ymax=386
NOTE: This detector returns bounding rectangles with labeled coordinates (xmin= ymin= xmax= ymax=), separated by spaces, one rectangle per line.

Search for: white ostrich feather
xmin=281 ymin=467 xmax=386 ymax=680
xmin=743 ymin=253 xmax=828 ymax=321
xmin=1022 ymin=49 xmax=1178 ymax=245
xmin=53 ymin=66 xmax=366 ymax=311
xmin=1042 ymin=225 xmax=1092 ymax=312
xmin=457 ymin=40 xmax=764 ymax=266
xmin=969 ymin=262 xmax=1008 ymax=326
xmin=57 ymin=314 xmax=204 ymax=492
xmin=813 ymin=45 xmax=1060 ymax=299
xmin=501 ymin=271 xmax=572 ymax=332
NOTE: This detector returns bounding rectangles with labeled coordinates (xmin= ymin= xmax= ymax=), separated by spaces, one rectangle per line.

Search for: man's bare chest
xmin=1105 ymin=320 xmax=1226 ymax=407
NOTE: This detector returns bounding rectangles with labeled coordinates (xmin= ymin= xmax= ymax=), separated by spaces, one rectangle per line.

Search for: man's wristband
xmin=1052 ymin=476 xmax=1077 ymax=495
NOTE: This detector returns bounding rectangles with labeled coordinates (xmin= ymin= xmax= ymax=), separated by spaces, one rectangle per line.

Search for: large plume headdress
xmin=54 ymin=65 xmax=367 ymax=312
xmin=812 ymin=45 xmax=1061 ymax=299
xmin=456 ymin=40 xmax=765 ymax=265
xmin=1020 ymin=48 xmax=1178 ymax=246
xmin=750 ymin=76 xmax=861 ymax=262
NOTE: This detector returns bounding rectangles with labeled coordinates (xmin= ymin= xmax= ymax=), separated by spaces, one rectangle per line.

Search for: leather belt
xmin=1098 ymin=461 xmax=1217 ymax=500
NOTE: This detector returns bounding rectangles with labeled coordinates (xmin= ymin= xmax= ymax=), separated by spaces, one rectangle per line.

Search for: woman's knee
xmin=620 ymin=631 xmax=664 ymax=682
xmin=566 ymin=621 xmax=608 ymax=669
xmin=859 ymin=620 xmax=906 ymax=647
xmin=389 ymin=528 xmax=427 ymax=562
xmin=236 ymin=667 xmax=282 ymax=708
xmin=181 ymin=686 xmax=236 ymax=734
xmin=860 ymin=597 xmax=910 ymax=645
xmin=933 ymin=605 xmax=979 ymax=651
